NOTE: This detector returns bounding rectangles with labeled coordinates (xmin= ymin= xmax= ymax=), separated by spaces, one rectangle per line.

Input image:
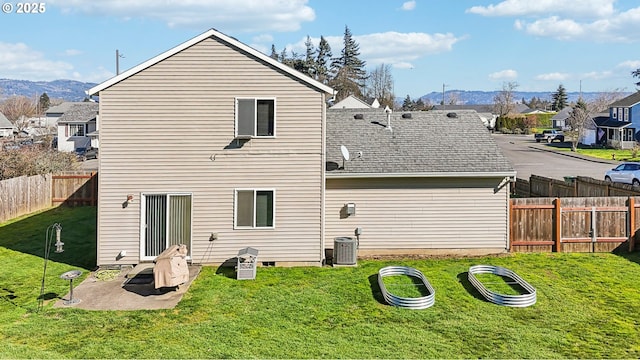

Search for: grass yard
xmin=556 ymin=146 xmax=640 ymax=162
xmin=2 ymin=207 xmax=640 ymax=358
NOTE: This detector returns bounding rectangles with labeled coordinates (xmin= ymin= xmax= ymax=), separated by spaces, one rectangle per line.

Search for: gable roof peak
xmin=88 ymin=28 xmax=334 ymax=96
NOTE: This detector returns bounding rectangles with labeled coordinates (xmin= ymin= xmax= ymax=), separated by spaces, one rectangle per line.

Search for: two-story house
xmin=55 ymin=102 xmax=98 ymax=153
xmin=594 ymin=92 xmax=640 ymax=149
xmin=87 ymin=29 xmax=334 ymax=267
xmin=88 ymin=29 xmax=515 ymax=268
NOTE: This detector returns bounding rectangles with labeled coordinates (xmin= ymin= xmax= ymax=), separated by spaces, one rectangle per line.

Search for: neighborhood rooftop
xmin=610 ymin=91 xmax=640 ymax=108
xmin=57 ymin=103 xmax=99 ymax=123
xmin=326 ymin=108 xmax=515 ymax=176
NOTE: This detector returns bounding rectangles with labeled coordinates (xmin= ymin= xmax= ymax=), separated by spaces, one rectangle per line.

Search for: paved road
xmin=492 ymin=133 xmax=617 ymax=181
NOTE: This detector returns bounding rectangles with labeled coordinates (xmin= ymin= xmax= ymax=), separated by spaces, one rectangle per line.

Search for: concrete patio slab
xmin=53 ymin=265 xmax=201 ymax=311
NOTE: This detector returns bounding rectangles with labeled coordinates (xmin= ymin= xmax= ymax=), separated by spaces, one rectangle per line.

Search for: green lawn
xmin=2 ymin=207 xmax=640 ymax=358
xmin=556 ymin=147 xmax=640 ymax=162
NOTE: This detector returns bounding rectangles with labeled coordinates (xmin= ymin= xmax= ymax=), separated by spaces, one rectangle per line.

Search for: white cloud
xmin=535 ymin=72 xmax=569 ymax=81
xmin=618 ymin=60 xmax=640 ymax=69
xmin=393 ymin=62 xmax=414 ymax=69
xmin=80 ymin=66 xmax=115 ymax=83
xmin=0 ymin=42 xmax=74 ymax=80
xmin=47 ymin=0 xmax=315 ymax=32
xmin=466 ymin=0 xmax=614 ymax=18
xmin=581 ymin=71 xmax=612 ymax=80
xmin=285 ymin=31 xmax=462 ymax=70
xmin=401 ymin=1 xmax=416 ymax=11
xmin=489 ymin=69 xmax=518 ymax=80
xmin=470 ymin=1 xmax=640 ymax=42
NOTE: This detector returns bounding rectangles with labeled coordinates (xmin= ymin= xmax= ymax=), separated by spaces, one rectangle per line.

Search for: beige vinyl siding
xmin=325 ymin=177 xmax=509 ymax=252
xmin=96 ymin=37 xmax=324 ymax=266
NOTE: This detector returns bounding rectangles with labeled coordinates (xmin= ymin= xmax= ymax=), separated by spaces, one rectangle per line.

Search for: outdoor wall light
xmin=345 ymin=203 xmax=356 ymax=216
xmin=123 ymin=194 xmax=134 ymax=209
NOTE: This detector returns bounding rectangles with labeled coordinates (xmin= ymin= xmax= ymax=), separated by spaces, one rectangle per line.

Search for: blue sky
xmin=1 ymin=0 xmax=639 ymax=98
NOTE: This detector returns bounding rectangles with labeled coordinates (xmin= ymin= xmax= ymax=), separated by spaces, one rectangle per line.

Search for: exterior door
xmin=141 ymin=193 xmax=192 ymax=260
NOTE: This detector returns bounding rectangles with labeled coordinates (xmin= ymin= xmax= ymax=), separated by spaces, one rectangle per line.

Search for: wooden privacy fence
xmin=0 ymin=172 xmax=97 ymax=223
xmin=514 ymin=175 xmax=640 ymax=198
xmin=510 ymin=196 xmax=638 ymax=253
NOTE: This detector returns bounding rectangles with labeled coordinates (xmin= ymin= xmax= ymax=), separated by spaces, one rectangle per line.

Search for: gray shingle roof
xmin=610 ymin=91 xmax=640 ymax=108
xmin=57 ymin=103 xmax=98 ymax=123
xmin=0 ymin=112 xmax=13 ymax=129
xmin=46 ymin=101 xmax=84 ymax=115
xmin=326 ymin=108 xmax=515 ymax=175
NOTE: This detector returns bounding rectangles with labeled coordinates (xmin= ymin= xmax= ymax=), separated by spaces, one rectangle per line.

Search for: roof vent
xmin=402 ymin=113 xmax=412 ymax=119
xmin=446 ymin=112 xmax=458 ymax=118
xmin=354 ymin=114 xmax=364 ymax=120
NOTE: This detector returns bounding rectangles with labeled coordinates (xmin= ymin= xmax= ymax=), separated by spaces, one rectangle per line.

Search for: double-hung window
xmin=235 ymin=189 xmax=275 ymax=228
xmin=68 ymin=124 xmax=85 ymax=136
xmin=236 ymin=98 xmax=275 ymax=137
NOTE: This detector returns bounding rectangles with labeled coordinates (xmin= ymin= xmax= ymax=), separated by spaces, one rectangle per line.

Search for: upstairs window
xmin=68 ymin=124 xmax=85 ymax=137
xmin=236 ymin=98 xmax=275 ymax=137
xmin=624 ymin=108 xmax=629 ymax=121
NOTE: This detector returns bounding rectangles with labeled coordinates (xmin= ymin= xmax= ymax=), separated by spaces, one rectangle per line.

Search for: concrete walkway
xmin=53 ymin=265 xmax=201 ymax=311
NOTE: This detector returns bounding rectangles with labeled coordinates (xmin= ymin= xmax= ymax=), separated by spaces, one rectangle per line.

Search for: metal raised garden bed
xmin=377 ymin=266 xmax=435 ymax=309
xmin=467 ymin=265 xmax=536 ymax=307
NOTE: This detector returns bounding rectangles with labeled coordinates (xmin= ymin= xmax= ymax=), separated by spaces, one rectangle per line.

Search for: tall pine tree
xmin=315 ymin=36 xmax=332 ymax=84
xmin=329 ymin=26 xmax=367 ymax=102
xmin=551 ymin=84 xmax=568 ymax=111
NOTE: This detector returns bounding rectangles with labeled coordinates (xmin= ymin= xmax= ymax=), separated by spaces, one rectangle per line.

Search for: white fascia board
xmin=87 ymin=28 xmax=334 ymax=96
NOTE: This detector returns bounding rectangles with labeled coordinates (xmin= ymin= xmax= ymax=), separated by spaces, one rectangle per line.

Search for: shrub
xmin=0 ymin=145 xmax=79 ymax=180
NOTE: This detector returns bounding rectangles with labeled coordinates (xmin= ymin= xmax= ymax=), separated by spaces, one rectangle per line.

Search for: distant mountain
xmin=0 ymin=79 xmax=98 ymax=102
xmin=416 ymin=90 xmax=627 ymax=106
xmin=0 ymin=78 xmax=630 ymax=105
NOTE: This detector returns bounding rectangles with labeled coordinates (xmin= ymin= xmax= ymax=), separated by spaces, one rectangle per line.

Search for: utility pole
xmin=116 ymin=50 xmax=124 ymax=75
xmin=442 ymin=83 xmax=448 ymax=111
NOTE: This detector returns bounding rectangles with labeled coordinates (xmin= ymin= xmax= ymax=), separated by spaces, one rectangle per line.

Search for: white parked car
xmin=605 ymin=162 xmax=640 ymax=186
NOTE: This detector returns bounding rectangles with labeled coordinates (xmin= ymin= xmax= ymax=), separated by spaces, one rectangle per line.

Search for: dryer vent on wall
xmin=333 ymin=237 xmax=357 ymax=265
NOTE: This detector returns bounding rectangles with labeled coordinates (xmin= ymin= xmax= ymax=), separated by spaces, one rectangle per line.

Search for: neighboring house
xmin=597 ymin=91 xmax=640 ymax=149
xmin=330 ymin=95 xmax=378 ymax=109
xmin=551 ymin=107 xmax=572 ymax=129
xmin=45 ymin=102 xmax=82 ymax=127
xmin=0 ymin=112 xmax=15 ymax=138
xmin=325 ymin=108 xmax=515 ymax=256
xmin=87 ymin=29 xmax=334 ymax=267
xmin=432 ymin=104 xmax=497 ymax=129
xmin=56 ymin=103 xmax=98 ymax=152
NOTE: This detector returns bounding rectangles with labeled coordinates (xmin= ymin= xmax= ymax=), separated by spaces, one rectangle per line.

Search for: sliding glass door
xmin=142 ymin=193 xmax=192 ymax=259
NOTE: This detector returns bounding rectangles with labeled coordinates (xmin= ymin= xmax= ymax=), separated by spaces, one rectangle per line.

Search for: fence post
xmin=630 ymin=197 xmax=636 ymax=252
xmin=554 ymin=198 xmax=561 ymax=252
xmin=509 ymin=200 xmax=513 ymax=252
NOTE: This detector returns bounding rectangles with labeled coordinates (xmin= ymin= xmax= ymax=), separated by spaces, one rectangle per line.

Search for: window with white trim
xmin=624 ymin=108 xmax=629 ymax=121
xmin=235 ymin=189 xmax=274 ymax=228
xmin=236 ymin=98 xmax=275 ymax=137
xmin=68 ymin=124 xmax=85 ymax=136
xmin=612 ymin=108 xmax=617 ymax=119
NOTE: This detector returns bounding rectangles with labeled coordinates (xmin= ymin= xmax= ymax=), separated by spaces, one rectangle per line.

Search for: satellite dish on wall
xmin=340 ymin=145 xmax=350 ymax=161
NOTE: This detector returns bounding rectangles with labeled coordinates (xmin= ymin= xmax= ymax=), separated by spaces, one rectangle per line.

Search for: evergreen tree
xmin=303 ymin=36 xmax=316 ymax=78
xmin=551 ymin=84 xmax=568 ymax=111
xmin=269 ymin=44 xmax=279 ymax=61
xmin=402 ymin=95 xmax=413 ymax=111
xmin=38 ymin=92 xmax=50 ymax=114
xmin=329 ymin=26 xmax=367 ymax=101
xmin=633 ymin=68 xmax=640 ymax=87
xmin=315 ymin=36 xmax=332 ymax=84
